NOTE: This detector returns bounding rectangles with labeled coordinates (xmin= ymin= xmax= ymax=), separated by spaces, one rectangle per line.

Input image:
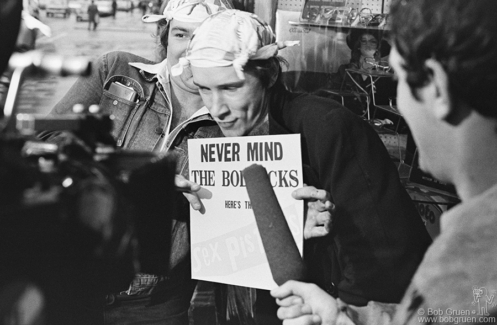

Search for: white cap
xmin=171 ymin=10 xmax=299 ymax=79
xmin=142 ymin=0 xmax=232 ymax=23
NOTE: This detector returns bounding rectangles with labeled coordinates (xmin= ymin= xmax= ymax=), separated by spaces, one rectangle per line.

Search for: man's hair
xmin=156 ymin=19 xmax=170 ymax=60
xmin=244 ymin=56 xmax=288 ymax=92
xmin=390 ymin=0 xmax=497 ymax=118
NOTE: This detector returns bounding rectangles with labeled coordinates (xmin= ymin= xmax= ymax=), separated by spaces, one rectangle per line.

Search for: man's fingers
xmin=276 ymin=296 xmax=304 ymax=307
xmin=324 ymin=200 xmax=335 ymax=212
xmin=308 ymin=200 xmax=335 ymax=213
xmin=271 ymin=281 xmax=320 ymax=300
xmin=175 ymin=175 xmax=203 ymax=210
xmin=277 ymin=304 xmax=313 ymax=320
xmin=271 ymin=281 xmax=295 ymax=299
xmin=304 ymin=223 xmax=330 ymax=240
xmin=305 ymin=210 xmax=332 ymax=228
xmin=316 ymin=211 xmax=332 ymax=227
xmin=307 ymin=227 xmax=329 ymax=239
xmin=175 ymin=174 xmax=201 ymax=192
xmin=182 ymin=192 xmax=202 ymax=211
xmin=282 ymin=315 xmax=322 ymax=325
xmin=304 ymin=210 xmax=332 ymax=239
xmin=292 ymin=186 xmax=330 ymax=202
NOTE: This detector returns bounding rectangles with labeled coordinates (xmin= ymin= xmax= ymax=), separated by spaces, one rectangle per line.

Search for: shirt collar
xmin=129 ymin=58 xmax=170 ymax=87
xmin=189 ymin=106 xmax=211 ymax=119
xmin=128 ymin=59 xmax=212 ymax=119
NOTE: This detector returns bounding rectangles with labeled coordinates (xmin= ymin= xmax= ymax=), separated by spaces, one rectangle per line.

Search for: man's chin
xmin=219 ymin=128 xmax=243 ymax=138
xmin=419 ymin=156 xmax=452 ymax=184
xmin=220 ymin=130 xmax=237 ymax=137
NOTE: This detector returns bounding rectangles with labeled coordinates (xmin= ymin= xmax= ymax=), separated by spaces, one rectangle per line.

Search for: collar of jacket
xmin=128 ymin=58 xmax=170 ymax=89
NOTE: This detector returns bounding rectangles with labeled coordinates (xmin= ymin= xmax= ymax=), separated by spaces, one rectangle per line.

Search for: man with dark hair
xmin=271 ymin=0 xmax=497 ymax=324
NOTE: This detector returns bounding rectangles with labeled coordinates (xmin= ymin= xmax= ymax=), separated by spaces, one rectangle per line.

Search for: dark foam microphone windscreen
xmin=243 ymin=164 xmax=306 ymax=285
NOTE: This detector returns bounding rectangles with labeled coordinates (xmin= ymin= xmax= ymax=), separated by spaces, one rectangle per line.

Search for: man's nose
xmin=209 ymin=92 xmax=229 ymax=118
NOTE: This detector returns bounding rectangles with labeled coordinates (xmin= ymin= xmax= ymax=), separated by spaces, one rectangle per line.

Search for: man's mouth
xmin=216 ymin=120 xmax=236 ymax=128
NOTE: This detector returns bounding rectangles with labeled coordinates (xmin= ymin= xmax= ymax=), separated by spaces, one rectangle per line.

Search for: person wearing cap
xmin=173 ymin=9 xmax=431 ymax=324
xmin=40 ymin=1 xmax=233 ymax=324
xmin=39 ymin=1 xmax=334 ymax=324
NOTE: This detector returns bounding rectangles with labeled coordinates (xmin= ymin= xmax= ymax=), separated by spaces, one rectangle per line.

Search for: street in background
xmin=9 ymin=7 xmax=158 ymax=115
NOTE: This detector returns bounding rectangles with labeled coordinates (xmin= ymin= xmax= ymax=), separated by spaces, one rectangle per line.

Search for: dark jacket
xmin=268 ymin=90 xmax=431 ymax=306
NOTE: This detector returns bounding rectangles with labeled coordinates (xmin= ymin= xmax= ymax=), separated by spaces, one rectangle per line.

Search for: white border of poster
xmin=188 ymin=134 xmax=303 ymax=290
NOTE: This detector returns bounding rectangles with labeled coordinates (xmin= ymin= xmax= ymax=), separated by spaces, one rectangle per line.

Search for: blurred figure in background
xmin=112 ymin=0 xmax=117 ymax=19
xmin=88 ymin=0 xmax=99 ymax=30
xmin=139 ymin=0 xmax=148 ymax=16
xmin=328 ymin=29 xmax=395 ymax=116
xmin=339 ymin=30 xmax=389 ymax=89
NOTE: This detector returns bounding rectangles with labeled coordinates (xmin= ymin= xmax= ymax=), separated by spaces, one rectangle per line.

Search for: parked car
xmin=75 ymin=6 xmax=88 ymax=21
xmin=96 ymin=0 xmax=114 ymax=16
xmin=68 ymin=0 xmax=84 ymax=13
xmin=45 ymin=0 xmax=71 ymax=17
xmin=116 ymin=0 xmax=133 ymax=11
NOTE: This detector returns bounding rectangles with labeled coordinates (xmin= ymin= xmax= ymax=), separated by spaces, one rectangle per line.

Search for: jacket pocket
xmin=100 ymin=76 xmax=145 ymax=146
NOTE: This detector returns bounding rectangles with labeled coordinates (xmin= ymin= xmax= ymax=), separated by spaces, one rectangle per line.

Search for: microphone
xmin=243 ymin=164 xmax=306 ymax=285
xmin=8 ymin=51 xmax=91 ymax=77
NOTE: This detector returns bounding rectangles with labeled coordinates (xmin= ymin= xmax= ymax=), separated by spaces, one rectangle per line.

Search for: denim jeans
xmin=104 ymin=279 xmax=196 ymax=325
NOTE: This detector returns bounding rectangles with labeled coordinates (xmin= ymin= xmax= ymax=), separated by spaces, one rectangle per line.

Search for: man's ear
xmin=425 ymin=58 xmax=452 ymax=121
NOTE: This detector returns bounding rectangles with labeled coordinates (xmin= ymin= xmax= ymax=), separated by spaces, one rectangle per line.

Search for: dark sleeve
xmin=37 ymin=54 xmax=108 ymax=142
xmin=280 ymin=96 xmax=432 ymax=305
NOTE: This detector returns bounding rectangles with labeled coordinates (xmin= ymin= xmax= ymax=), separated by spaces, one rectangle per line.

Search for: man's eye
xmin=174 ymin=33 xmax=188 ymax=38
xmin=224 ymin=87 xmax=238 ymax=92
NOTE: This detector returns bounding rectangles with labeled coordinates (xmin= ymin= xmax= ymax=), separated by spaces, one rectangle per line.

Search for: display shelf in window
xmin=293 ymin=0 xmax=390 ymax=30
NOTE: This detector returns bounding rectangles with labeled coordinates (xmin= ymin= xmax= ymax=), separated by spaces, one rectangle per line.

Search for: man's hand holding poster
xmin=188 ymin=134 xmax=303 ymax=290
